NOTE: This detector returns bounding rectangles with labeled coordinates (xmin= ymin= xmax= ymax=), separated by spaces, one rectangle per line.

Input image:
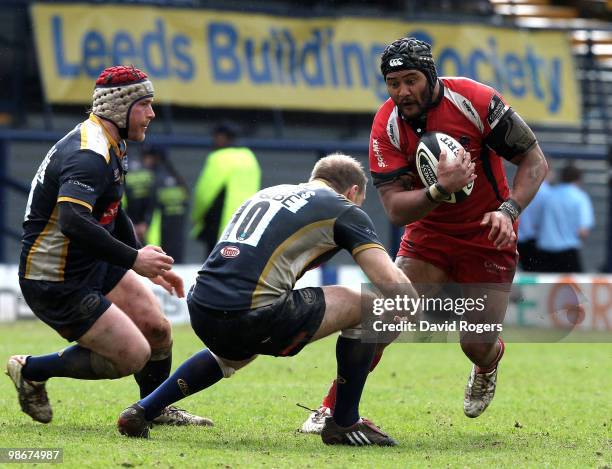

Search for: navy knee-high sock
xmin=333 ymin=336 xmax=376 ymax=427
xmin=138 ymin=349 xmax=224 ymax=421
xmin=22 ymin=345 xmax=110 ymax=381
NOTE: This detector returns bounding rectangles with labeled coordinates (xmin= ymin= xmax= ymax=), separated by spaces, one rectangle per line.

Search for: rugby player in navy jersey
xmin=7 ymin=66 xmax=210 ymax=427
xmin=118 ymin=154 xmax=419 ymax=446
xmin=301 ymin=37 xmax=549 ymax=432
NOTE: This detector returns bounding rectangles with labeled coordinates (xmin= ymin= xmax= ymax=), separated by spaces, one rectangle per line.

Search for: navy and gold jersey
xmin=19 ymin=115 xmax=127 ymax=282
xmin=191 ymin=181 xmax=385 ymax=311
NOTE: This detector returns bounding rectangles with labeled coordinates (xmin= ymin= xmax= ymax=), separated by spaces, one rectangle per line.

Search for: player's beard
xmin=399 ymin=86 xmax=432 ymax=122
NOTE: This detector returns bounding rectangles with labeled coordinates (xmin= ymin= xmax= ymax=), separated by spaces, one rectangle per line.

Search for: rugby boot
xmin=152 ymin=406 xmax=214 ymax=426
xmin=299 ymin=405 xmax=331 ymax=434
xmin=321 ymin=416 xmax=397 ymax=446
xmin=6 ymin=355 xmax=52 ymax=423
xmin=463 ymin=365 xmax=499 ymax=418
xmin=117 ymin=404 xmax=151 ymax=438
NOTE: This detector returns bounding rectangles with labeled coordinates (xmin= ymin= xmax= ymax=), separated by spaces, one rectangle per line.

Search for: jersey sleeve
xmin=334 ymin=206 xmax=386 ymax=256
xmin=58 ymin=150 xmax=110 ymax=211
xmin=369 ymin=102 xmax=413 ymax=187
xmin=461 ymin=80 xmax=538 ymax=160
xmin=465 ymin=81 xmax=511 ymax=138
xmin=471 ymin=82 xmax=537 ymax=160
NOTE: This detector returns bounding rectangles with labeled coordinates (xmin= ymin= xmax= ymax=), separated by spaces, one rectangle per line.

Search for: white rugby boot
xmin=6 ymin=355 xmax=52 ymax=423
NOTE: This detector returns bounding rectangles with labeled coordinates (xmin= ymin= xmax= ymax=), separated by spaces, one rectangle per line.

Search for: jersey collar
xmin=89 ymin=114 xmax=128 ymax=158
xmin=308 ymin=179 xmax=354 ymax=203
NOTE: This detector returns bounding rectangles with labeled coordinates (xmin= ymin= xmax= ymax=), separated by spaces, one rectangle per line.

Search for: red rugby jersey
xmin=369 ymin=77 xmax=512 ymax=235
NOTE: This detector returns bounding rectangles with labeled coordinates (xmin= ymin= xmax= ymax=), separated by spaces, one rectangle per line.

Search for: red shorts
xmin=398 ymin=223 xmax=518 ymax=285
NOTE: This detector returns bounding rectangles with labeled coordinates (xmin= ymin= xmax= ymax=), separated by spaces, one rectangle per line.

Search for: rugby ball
xmin=416 ymin=132 xmax=474 ymax=203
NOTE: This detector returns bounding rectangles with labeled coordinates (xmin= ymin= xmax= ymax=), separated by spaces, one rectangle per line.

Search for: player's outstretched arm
xmin=481 ymin=110 xmax=548 ymax=249
xmin=353 ymin=247 xmax=418 ymax=302
xmin=507 ymin=144 xmax=548 ymax=210
xmin=59 ymin=201 xmax=174 ymax=278
xmin=59 ymin=201 xmax=139 ymax=269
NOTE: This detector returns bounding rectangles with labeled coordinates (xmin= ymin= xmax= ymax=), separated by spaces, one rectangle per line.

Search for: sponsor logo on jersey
xmin=220 ymin=246 xmax=241 ymax=258
xmin=487 ymin=95 xmax=507 ymax=128
xmin=372 ymin=138 xmax=387 ymax=168
xmin=99 ymin=200 xmax=120 ymax=225
xmin=461 ymin=99 xmax=479 ymax=122
xmin=68 ymin=179 xmax=94 ymax=192
xmin=386 ymin=109 xmax=401 ymax=150
xmin=484 ymin=260 xmax=512 ymax=273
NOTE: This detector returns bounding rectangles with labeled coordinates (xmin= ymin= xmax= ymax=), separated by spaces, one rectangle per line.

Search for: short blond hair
xmin=310 ymin=153 xmax=368 ymax=194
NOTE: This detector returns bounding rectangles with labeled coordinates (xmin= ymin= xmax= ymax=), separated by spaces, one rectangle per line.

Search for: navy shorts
xmin=188 ymin=287 xmax=326 ymax=361
xmin=19 ymin=263 xmax=128 ymax=342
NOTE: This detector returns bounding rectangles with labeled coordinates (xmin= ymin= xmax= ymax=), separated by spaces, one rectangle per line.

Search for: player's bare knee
xmin=141 ymin=316 xmax=172 ymax=348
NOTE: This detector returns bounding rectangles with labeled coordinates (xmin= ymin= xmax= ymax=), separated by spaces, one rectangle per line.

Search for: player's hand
xmin=437 ymin=148 xmax=476 ymax=193
xmin=480 ymin=211 xmax=517 ymax=250
xmin=132 ymin=245 xmax=174 ymax=278
xmin=150 ymin=269 xmax=185 ymax=298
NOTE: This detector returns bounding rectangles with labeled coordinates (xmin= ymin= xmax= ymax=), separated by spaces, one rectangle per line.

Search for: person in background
xmin=142 ymin=146 xmax=189 ymax=263
xmin=191 ymin=123 xmax=261 ymax=256
xmin=537 ymin=163 xmax=594 ymax=272
xmin=124 ymin=150 xmax=155 ymax=244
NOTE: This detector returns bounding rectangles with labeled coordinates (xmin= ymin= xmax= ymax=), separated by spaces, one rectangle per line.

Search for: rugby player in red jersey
xmin=301 ymin=37 xmax=548 ymax=432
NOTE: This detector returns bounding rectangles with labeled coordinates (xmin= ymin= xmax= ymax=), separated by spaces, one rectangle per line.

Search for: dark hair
xmin=380 ymin=37 xmax=438 ymax=87
xmin=310 ymin=153 xmax=367 ymax=194
xmin=212 ymin=122 xmax=239 ymax=140
xmin=560 ymin=164 xmax=582 ymax=183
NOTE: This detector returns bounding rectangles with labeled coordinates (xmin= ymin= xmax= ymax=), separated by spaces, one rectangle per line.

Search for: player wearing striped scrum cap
xmin=7 ymin=65 xmax=211 ymax=428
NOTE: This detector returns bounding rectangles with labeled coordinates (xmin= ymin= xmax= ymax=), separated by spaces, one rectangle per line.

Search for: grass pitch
xmin=0 ymin=322 xmax=610 ymax=468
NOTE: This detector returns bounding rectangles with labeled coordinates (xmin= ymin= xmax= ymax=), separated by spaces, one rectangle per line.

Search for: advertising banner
xmin=31 ymin=4 xmax=580 ymax=124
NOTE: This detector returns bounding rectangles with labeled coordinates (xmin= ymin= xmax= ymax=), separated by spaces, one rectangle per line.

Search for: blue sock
xmin=22 ymin=345 xmax=104 ymax=381
xmin=333 ymin=336 xmax=376 ymax=427
xmin=138 ymin=349 xmax=224 ymax=421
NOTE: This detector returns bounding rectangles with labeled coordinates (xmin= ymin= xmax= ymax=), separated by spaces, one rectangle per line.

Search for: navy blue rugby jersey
xmin=191 ymin=180 xmax=386 ymax=311
xmin=20 ymin=115 xmax=128 ymax=282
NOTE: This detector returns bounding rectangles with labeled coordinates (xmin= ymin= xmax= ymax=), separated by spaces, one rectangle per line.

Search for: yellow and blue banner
xmin=31 ymin=3 xmax=581 ymax=124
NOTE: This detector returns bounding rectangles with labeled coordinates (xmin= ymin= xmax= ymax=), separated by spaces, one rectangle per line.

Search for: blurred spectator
xmin=536 ymin=163 xmax=594 ymax=272
xmin=517 ymin=164 xmax=552 ymax=271
xmin=124 ymin=152 xmax=155 ymax=244
xmin=125 ymin=145 xmax=189 ymax=263
xmin=191 ymin=123 xmax=261 ymax=256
